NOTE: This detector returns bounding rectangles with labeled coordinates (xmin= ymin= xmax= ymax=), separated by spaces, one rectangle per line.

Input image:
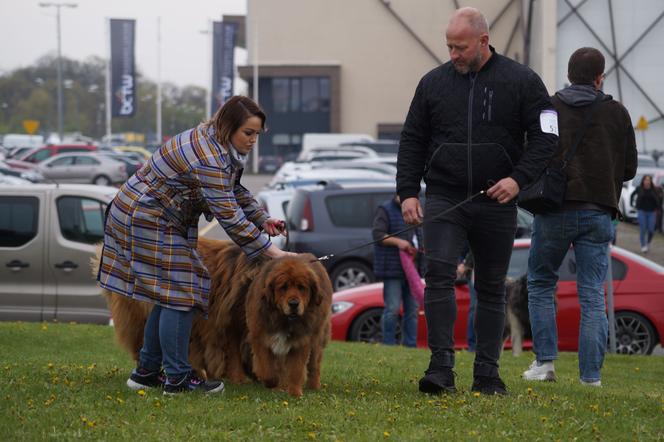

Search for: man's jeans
xmin=423 ymin=195 xmax=516 ymax=377
xmin=139 ymin=304 xmax=195 ymax=377
xmin=382 ymin=278 xmax=419 ymax=347
xmin=527 ymin=210 xmax=612 ymax=383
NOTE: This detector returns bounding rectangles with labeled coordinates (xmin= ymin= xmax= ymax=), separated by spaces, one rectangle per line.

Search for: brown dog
xmin=94 ymin=237 xmax=332 ymax=396
xmin=244 ymin=255 xmax=332 ymax=397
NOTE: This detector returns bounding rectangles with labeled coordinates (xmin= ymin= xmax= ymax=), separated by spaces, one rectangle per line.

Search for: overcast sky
xmin=0 ymin=0 xmax=247 ymax=88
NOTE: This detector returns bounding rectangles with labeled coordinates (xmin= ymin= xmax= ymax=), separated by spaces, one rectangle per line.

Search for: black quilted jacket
xmin=397 ymin=47 xmax=558 ymax=201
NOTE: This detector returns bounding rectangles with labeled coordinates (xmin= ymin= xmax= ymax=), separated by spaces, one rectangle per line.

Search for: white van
xmin=2 ymin=134 xmax=45 ymax=150
xmin=298 ymin=133 xmax=374 ymax=161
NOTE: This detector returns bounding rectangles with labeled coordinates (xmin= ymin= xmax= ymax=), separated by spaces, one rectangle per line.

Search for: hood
xmin=555 ymin=84 xmax=611 ymax=107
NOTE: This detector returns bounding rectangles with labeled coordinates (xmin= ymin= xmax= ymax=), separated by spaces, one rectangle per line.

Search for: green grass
xmin=1 ymin=322 xmax=662 ymax=441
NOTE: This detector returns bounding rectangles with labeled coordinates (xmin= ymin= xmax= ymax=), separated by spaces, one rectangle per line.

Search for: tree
xmin=0 ymin=54 xmax=207 ymax=142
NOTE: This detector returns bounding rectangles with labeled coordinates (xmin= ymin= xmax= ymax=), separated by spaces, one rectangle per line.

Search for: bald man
xmin=397 ymin=7 xmax=557 ymax=395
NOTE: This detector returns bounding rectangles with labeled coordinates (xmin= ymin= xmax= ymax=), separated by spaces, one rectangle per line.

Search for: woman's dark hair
xmin=641 ymin=174 xmax=653 ymax=187
xmin=568 ymin=47 xmax=605 ymax=85
xmin=207 ymin=96 xmax=266 ymax=146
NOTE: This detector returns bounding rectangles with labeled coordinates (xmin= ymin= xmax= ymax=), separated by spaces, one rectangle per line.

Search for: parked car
xmin=96 ymin=152 xmax=142 ymax=178
xmin=36 ymin=152 xmax=128 ymax=186
xmin=286 ymin=181 xmax=535 ymax=291
xmin=4 ymin=144 xmax=98 ymax=170
xmin=618 ymin=166 xmax=664 ymax=221
xmin=638 ymin=154 xmax=657 ymax=168
xmin=0 ymin=184 xmax=117 ymax=324
xmin=113 ymin=145 xmax=153 ymax=161
xmin=341 ymin=139 xmax=399 ymax=156
xmin=0 ymin=161 xmax=44 ymax=183
xmin=331 ymin=239 xmax=664 ymax=355
xmin=297 ymin=145 xmax=379 ymax=163
xmin=269 ymin=160 xmax=395 ymax=189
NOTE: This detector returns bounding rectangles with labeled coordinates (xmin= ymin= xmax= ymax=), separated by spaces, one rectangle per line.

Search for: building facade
xmin=239 ymin=0 xmax=662 ymax=159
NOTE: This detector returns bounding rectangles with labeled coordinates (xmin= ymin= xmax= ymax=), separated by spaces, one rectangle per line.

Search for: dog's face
xmin=266 ymin=259 xmax=321 ymax=318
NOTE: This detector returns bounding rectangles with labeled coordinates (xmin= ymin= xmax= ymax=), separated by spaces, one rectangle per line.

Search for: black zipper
xmin=467 ymin=73 xmax=476 ymax=198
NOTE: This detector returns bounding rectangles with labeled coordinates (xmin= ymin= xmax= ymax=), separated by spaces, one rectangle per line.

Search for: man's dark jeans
xmin=423 ymin=195 xmax=516 ymax=377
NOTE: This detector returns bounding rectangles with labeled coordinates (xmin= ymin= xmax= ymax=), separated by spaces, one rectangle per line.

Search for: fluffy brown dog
xmin=244 ymin=255 xmax=332 ymax=397
xmin=95 ymin=237 xmax=332 ymax=397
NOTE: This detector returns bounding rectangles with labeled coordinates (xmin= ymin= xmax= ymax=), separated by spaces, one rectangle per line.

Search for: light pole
xmin=39 ymin=2 xmax=78 ymax=143
xmin=199 ymin=20 xmax=213 ymax=120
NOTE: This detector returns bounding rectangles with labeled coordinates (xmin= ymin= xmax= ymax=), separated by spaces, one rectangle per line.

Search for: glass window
xmin=49 ymin=156 xmax=75 ymax=167
xmin=0 ymin=196 xmax=39 ymax=247
xmin=74 ymin=156 xmax=99 ymax=165
xmin=57 ymin=196 xmax=107 ymax=244
xmin=28 ymin=149 xmax=52 ymax=163
xmin=290 ymin=78 xmax=301 ymax=112
xmin=507 ymin=248 xmax=529 ymax=279
xmin=301 ymin=78 xmax=319 ymax=112
xmin=326 ymin=193 xmax=391 ymax=228
xmin=319 ymin=78 xmax=330 ymax=111
xmin=272 ymin=78 xmax=289 ymax=113
xmin=272 ymin=134 xmax=291 ymax=146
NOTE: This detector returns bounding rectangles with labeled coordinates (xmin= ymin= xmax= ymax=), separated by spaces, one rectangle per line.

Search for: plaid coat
xmin=98 ymin=124 xmax=270 ymax=313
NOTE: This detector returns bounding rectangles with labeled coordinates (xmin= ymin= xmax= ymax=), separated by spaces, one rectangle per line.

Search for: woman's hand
xmin=262 ymin=218 xmax=287 ymax=237
xmin=264 ymin=243 xmax=298 ymax=259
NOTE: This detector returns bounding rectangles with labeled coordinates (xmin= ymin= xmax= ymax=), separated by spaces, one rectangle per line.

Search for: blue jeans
xmin=637 ymin=210 xmax=656 ymax=247
xmin=138 ymin=305 xmax=195 ymax=377
xmin=527 ymin=210 xmax=612 ymax=382
xmin=382 ymin=278 xmax=418 ymax=347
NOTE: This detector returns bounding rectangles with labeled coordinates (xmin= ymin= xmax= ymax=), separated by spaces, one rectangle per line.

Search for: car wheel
xmin=93 ymin=175 xmax=111 ymax=186
xmin=330 ymin=260 xmax=374 ymax=291
xmin=614 ymin=311 xmax=657 ymax=355
xmin=347 ymin=308 xmax=401 ymax=344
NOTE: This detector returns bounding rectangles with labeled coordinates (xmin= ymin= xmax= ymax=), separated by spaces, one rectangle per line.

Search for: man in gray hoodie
xmin=522 ymin=47 xmax=637 ymax=387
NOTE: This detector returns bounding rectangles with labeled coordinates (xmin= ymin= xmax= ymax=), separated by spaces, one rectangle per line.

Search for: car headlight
xmin=331 ymin=301 xmax=354 ymax=315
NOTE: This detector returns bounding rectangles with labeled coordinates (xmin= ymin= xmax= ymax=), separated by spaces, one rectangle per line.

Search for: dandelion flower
xmin=137 ymin=389 xmax=146 ymax=396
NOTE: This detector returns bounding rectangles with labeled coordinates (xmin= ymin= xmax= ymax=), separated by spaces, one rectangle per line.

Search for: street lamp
xmin=39 ymin=2 xmax=78 ymax=143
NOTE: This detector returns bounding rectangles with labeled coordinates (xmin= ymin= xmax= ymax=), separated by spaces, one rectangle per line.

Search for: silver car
xmin=0 ymin=184 xmax=117 ymax=324
xmin=37 ymin=152 xmax=128 ymax=186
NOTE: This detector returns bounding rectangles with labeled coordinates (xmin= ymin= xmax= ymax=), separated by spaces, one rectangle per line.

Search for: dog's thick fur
xmin=503 ymin=274 xmax=558 ymax=356
xmin=94 ymin=237 xmax=332 ymax=397
xmin=503 ymin=275 xmax=532 ymax=356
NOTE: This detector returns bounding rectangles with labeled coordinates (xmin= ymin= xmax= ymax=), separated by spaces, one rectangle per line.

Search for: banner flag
xmin=211 ymin=21 xmax=237 ymax=115
xmin=110 ymin=19 xmax=136 ymax=118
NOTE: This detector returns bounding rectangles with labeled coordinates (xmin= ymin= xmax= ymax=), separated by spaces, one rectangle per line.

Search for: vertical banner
xmin=211 ymin=21 xmax=237 ymax=115
xmin=110 ymin=19 xmax=136 ymax=118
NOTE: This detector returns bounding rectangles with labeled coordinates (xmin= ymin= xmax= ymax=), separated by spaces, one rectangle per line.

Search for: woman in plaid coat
xmin=98 ymin=96 xmax=292 ymax=395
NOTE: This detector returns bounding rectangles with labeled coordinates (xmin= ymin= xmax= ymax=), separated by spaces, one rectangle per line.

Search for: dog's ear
xmin=308 ymin=268 xmax=323 ymax=306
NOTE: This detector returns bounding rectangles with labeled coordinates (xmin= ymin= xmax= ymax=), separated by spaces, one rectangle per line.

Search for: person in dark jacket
xmin=397 ymin=7 xmax=558 ymax=396
xmin=634 ymin=174 xmax=662 ymax=253
xmin=372 ymin=195 xmax=423 ymax=347
xmin=523 ymin=47 xmax=638 ymax=387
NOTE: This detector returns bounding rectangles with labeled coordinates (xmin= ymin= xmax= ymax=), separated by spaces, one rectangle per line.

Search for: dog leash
xmin=314 ymin=190 xmax=486 ymax=263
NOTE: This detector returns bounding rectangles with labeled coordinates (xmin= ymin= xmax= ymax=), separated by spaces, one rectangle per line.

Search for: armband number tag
xmin=540 ymin=110 xmax=559 ymax=136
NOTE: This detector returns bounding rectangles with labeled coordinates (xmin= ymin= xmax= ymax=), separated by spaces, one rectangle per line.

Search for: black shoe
xmin=418 ymin=367 xmax=457 ymax=394
xmin=126 ymin=367 xmax=165 ymax=390
xmin=471 ymin=375 xmax=509 ymax=396
xmin=163 ymin=372 xmax=225 ymax=396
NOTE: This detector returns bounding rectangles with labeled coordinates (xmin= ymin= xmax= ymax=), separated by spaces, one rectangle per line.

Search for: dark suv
xmin=286 ymin=182 xmax=533 ymax=291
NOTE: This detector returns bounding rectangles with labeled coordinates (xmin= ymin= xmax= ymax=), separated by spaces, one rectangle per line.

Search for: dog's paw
xmin=287 ymin=385 xmax=303 ymax=397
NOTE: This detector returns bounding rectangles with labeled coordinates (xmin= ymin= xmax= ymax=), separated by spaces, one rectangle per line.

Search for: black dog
xmin=503 ymin=275 xmax=532 ymax=356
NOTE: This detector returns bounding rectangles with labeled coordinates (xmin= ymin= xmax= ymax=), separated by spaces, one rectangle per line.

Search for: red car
xmin=331 ymin=239 xmax=664 ymax=355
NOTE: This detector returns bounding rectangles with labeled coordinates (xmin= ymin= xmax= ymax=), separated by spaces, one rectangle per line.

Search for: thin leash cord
xmin=312 ymin=189 xmax=486 ymax=263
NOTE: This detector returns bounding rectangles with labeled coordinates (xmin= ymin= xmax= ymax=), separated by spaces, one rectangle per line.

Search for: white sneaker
xmin=641 ymin=245 xmax=648 ymax=253
xmin=522 ymin=360 xmax=556 ymax=381
xmin=580 ymin=379 xmax=602 ymax=387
